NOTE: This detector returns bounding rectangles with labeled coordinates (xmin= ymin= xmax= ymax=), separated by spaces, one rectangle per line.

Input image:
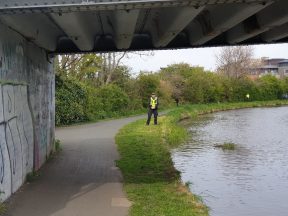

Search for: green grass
xmin=26 ymin=170 xmax=41 ymax=182
xmin=116 ymin=118 xmax=207 ymax=216
xmin=55 ymin=139 xmax=62 ymax=152
xmin=215 ymin=142 xmax=236 ymax=150
xmin=0 ymin=202 xmax=6 ymax=215
xmin=115 ymin=100 xmax=288 ymax=216
xmin=0 ymin=190 xmax=6 ymax=214
xmin=46 ymin=139 xmax=63 ymax=163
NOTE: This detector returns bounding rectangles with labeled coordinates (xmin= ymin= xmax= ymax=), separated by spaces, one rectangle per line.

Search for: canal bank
xmin=115 ymin=100 xmax=288 ymax=216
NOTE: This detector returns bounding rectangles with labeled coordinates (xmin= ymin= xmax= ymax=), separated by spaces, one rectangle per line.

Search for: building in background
xmin=249 ymin=58 xmax=288 ymax=79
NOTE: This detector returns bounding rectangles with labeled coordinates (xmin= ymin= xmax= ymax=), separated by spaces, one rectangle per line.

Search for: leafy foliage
xmin=115 ymin=101 xmax=288 ymax=216
xmin=161 ymin=64 xmax=288 ymax=104
xmin=55 ymin=75 xmax=87 ymax=125
xmin=56 ymin=75 xmax=132 ymax=125
xmin=96 ymin=84 xmax=129 ymax=117
xmin=256 ymin=75 xmax=284 ymax=100
xmin=55 ymin=55 xmax=288 ymax=126
xmin=136 ymin=72 xmax=160 ymax=107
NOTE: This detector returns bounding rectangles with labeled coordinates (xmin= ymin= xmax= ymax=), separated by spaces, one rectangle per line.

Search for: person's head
xmin=151 ymin=93 xmax=156 ymax=98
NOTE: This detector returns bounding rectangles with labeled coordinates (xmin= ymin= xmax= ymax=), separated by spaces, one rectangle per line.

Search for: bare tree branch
xmin=105 ymin=52 xmax=127 ymax=85
xmin=216 ymin=46 xmax=254 ymax=79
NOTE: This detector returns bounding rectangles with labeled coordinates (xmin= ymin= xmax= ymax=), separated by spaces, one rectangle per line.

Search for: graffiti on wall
xmin=0 ymin=21 xmax=55 ymax=202
xmin=0 ymin=83 xmax=34 ymax=201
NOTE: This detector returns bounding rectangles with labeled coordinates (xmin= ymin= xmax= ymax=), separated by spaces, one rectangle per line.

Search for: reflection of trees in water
xmin=192 ymin=110 xmax=260 ymax=191
xmin=174 ymin=107 xmax=288 ymax=215
xmin=218 ymin=146 xmax=257 ymax=190
xmin=179 ymin=108 xmax=288 ymax=179
xmin=204 ymin=108 xmax=288 ymax=191
xmin=187 ymin=114 xmax=215 ymax=147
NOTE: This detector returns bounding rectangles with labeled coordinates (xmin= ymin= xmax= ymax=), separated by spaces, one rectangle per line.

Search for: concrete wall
xmin=0 ymin=21 xmax=55 ymax=201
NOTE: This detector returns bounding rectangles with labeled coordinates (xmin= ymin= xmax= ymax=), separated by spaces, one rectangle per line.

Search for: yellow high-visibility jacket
xmin=150 ymin=97 xmax=158 ymax=110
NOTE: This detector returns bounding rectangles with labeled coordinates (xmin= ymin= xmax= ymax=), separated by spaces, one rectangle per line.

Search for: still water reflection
xmin=172 ymin=107 xmax=288 ymax=216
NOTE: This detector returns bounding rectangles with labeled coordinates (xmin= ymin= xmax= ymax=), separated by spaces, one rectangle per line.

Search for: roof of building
xmin=253 ymin=65 xmax=278 ymax=69
xmin=278 ymin=60 xmax=288 ymax=64
xmin=262 ymin=65 xmax=279 ymax=69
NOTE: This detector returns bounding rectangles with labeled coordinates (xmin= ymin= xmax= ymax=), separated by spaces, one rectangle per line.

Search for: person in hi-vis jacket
xmin=146 ymin=93 xmax=159 ymax=125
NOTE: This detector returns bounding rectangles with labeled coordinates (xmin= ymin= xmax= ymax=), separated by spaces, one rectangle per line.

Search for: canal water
xmin=172 ymin=107 xmax=288 ymax=216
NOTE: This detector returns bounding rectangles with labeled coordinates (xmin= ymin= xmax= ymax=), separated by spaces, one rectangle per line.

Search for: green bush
xmin=281 ymin=77 xmax=288 ymax=98
xmin=229 ymin=78 xmax=258 ymax=102
xmin=84 ymin=86 xmax=105 ymax=120
xmin=97 ymin=84 xmax=129 ymax=117
xmin=56 ymin=63 xmax=288 ymax=126
xmin=55 ymin=75 xmax=87 ymax=125
xmin=181 ymin=69 xmax=284 ymax=103
xmin=183 ymin=70 xmax=222 ymax=103
xmin=136 ymin=73 xmax=160 ymax=107
xmin=56 ymin=75 xmax=132 ymax=125
xmin=256 ymin=75 xmax=283 ymax=100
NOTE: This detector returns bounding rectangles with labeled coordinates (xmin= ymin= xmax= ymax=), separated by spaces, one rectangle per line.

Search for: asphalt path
xmin=5 ymin=115 xmax=146 ymax=216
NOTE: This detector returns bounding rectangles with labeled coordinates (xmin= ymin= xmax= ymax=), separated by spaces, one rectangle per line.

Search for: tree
xmin=55 ymin=54 xmax=102 ymax=85
xmin=100 ymin=52 xmax=127 ymax=85
xmin=159 ymin=63 xmax=191 ymax=101
xmin=55 ymin=51 xmax=153 ymax=87
xmin=256 ymin=75 xmax=283 ymax=100
xmin=110 ymin=65 xmax=131 ymax=89
xmin=216 ymin=46 xmax=254 ymax=79
xmin=55 ymin=53 xmax=127 ymax=86
xmin=159 ymin=64 xmax=211 ymax=102
xmin=136 ymin=72 xmax=160 ymax=107
xmin=100 ymin=51 xmax=154 ymax=85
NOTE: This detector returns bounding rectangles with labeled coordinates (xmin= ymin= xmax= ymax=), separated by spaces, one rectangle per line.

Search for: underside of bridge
xmin=0 ymin=0 xmax=288 ymax=54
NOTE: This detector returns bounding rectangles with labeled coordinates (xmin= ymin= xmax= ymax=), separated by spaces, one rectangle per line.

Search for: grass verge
xmin=54 ymin=139 xmax=62 ymax=152
xmin=115 ymin=100 xmax=288 ymax=216
xmin=0 ymin=202 xmax=6 ymax=215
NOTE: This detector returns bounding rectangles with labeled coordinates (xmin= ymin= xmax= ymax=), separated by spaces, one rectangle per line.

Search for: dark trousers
xmin=146 ymin=109 xmax=158 ymax=125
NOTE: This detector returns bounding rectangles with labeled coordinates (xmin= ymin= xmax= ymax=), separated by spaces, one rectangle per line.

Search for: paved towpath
xmin=5 ymin=115 xmax=145 ymax=216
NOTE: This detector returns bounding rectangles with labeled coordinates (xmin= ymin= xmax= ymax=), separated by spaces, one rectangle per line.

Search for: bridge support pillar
xmin=0 ymin=21 xmax=55 ymax=201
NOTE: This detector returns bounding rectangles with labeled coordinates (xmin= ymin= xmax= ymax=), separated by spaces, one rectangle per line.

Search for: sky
xmin=122 ymin=43 xmax=288 ymax=74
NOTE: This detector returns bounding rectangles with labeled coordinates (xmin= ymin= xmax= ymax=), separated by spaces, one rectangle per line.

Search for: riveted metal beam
xmin=0 ymin=14 xmax=64 ymax=51
xmin=227 ymin=0 xmax=288 ymax=44
xmin=1 ymin=0 xmax=287 ymax=53
xmin=188 ymin=2 xmax=270 ymax=46
xmin=50 ymin=12 xmax=97 ymax=51
xmin=149 ymin=6 xmax=204 ymax=47
xmin=111 ymin=10 xmax=140 ymax=49
xmin=0 ymin=0 xmax=274 ymax=14
xmin=261 ymin=22 xmax=288 ymax=42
